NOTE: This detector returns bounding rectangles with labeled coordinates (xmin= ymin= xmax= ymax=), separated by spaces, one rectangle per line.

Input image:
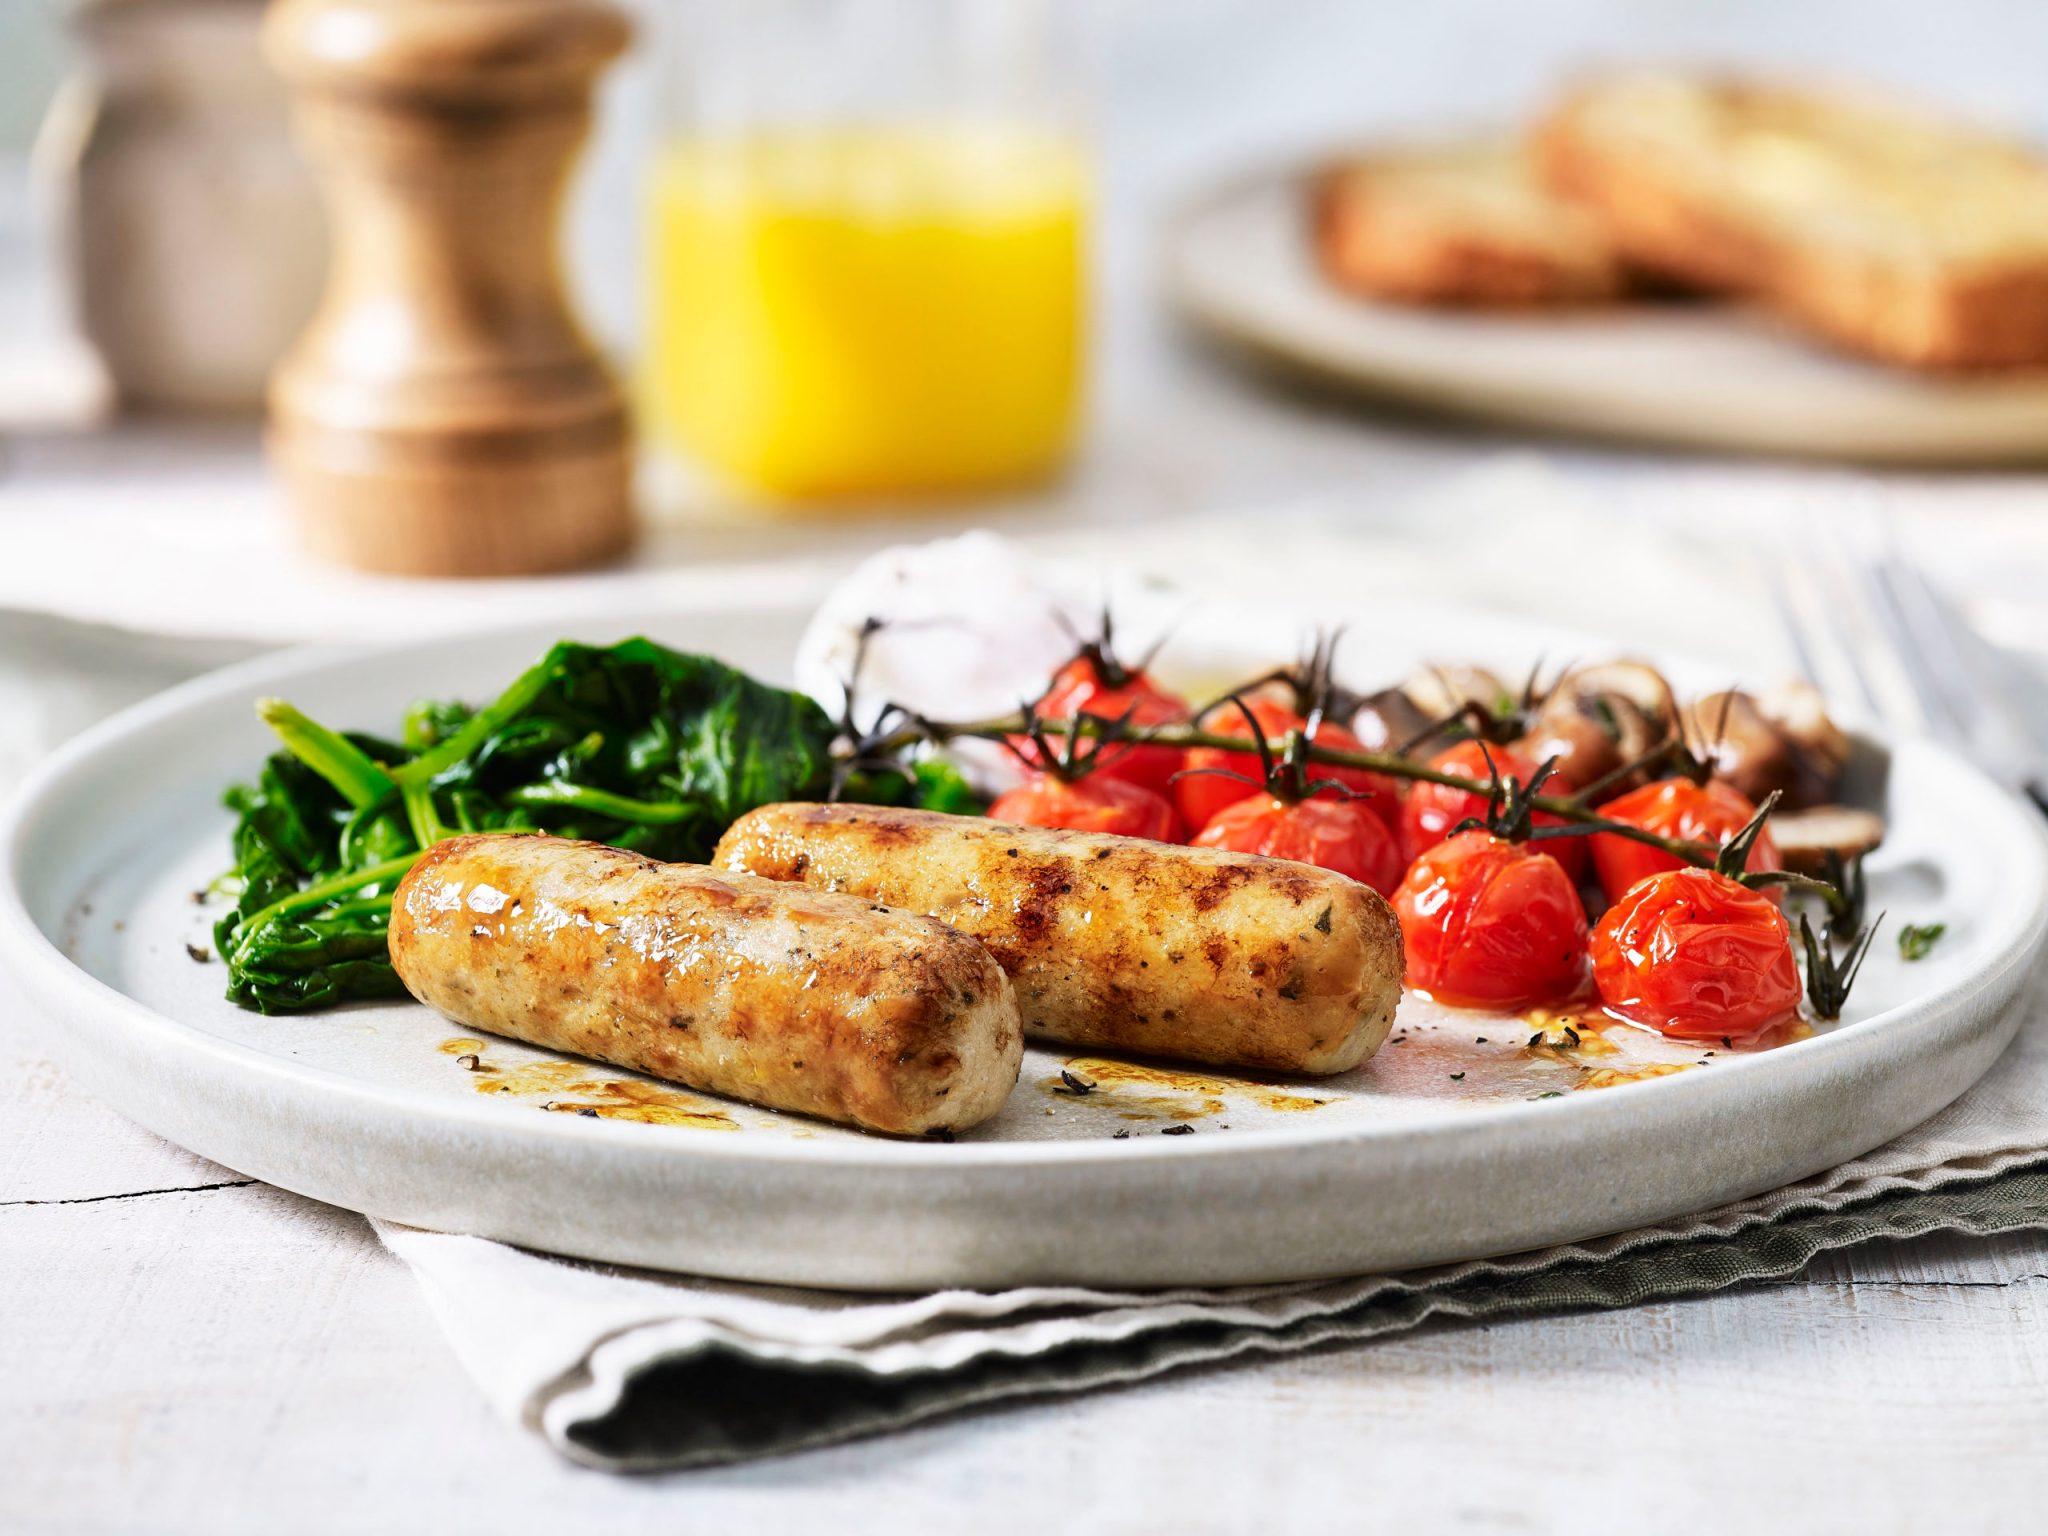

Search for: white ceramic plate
xmin=4 ymin=595 xmax=2044 ymax=1289
xmin=1164 ymin=165 xmax=2048 ymax=465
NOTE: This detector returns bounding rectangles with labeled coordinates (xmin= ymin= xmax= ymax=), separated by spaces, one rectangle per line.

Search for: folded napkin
xmin=378 ymin=992 xmax=2048 ymax=1473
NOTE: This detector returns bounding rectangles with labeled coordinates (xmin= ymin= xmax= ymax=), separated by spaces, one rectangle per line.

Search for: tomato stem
xmin=862 ymin=713 xmax=1716 ymax=866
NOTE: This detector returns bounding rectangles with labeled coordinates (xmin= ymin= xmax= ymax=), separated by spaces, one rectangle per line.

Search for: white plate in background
xmin=1165 ymin=166 xmax=2048 ymax=465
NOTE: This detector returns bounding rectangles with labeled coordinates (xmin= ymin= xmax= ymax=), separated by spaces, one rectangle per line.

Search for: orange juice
xmin=643 ymin=125 xmax=1086 ymax=499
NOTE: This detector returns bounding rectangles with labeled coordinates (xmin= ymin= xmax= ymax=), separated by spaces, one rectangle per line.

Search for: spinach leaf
xmin=838 ymin=757 xmax=987 ymax=817
xmin=216 ymin=638 xmax=844 ymax=1014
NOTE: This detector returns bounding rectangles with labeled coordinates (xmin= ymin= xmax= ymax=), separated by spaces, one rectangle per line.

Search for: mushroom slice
xmin=1350 ymin=664 xmax=1516 ymax=759
xmin=1684 ymin=683 xmax=1850 ymax=811
xmin=1401 ymin=663 xmax=1510 ymax=723
xmin=1348 ymin=685 xmax=1438 ymax=757
xmin=1769 ymin=804 xmax=1886 ymax=878
xmin=1563 ymin=660 xmax=1680 ymax=725
xmin=1520 ymin=660 xmax=1679 ymax=794
xmin=1759 ymin=680 xmax=1854 ymax=796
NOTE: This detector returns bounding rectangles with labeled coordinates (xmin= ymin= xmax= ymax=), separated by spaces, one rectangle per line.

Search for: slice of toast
xmin=1538 ymin=72 xmax=2048 ymax=369
xmin=1311 ymin=138 xmax=1630 ymax=307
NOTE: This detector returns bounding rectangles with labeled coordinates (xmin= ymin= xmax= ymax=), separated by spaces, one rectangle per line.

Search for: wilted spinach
xmin=214 ymin=637 xmax=977 ymax=1014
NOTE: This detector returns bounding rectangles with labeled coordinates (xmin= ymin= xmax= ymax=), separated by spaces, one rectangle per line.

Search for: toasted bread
xmin=1538 ymin=72 xmax=2048 ymax=369
xmin=1311 ymin=138 xmax=1630 ymax=307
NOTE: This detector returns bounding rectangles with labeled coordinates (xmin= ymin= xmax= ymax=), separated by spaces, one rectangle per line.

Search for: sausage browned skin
xmin=388 ymin=833 xmax=1023 ymax=1135
xmin=713 ymin=805 xmax=1403 ymax=1075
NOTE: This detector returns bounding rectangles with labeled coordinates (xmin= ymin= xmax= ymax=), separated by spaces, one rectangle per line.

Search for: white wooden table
xmin=10 ymin=1 xmax=2048 ymax=1526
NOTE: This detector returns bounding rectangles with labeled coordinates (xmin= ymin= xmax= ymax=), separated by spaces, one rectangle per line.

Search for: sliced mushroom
xmin=1517 ymin=660 xmax=1679 ymax=795
xmin=1683 ymin=683 xmax=1850 ymax=811
xmin=1769 ymin=804 xmax=1886 ymax=877
xmin=1760 ymin=681 xmax=1854 ymax=795
xmin=1400 ymin=663 xmax=1510 ymax=723
xmin=1347 ymin=685 xmax=1438 ymax=757
xmin=1348 ymin=664 xmax=1513 ymax=759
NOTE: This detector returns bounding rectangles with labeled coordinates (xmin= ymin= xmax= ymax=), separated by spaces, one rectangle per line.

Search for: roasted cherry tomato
xmin=1019 ymin=654 xmax=1189 ymax=795
xmin=1399 ymin=740 xmax=1587 ymax=879
xmin=988 ymin=772 xmax=1184 ymax=842
xmin=1589 ymin=777 xmax=1783 ymax=906
xmin=1175 ymin=694 xmax=1400 ymax=834
xmin=1190 ymin=792 xmax=1404 ymax=893
xmin=1391 ymin=829 xmax=1589 ymax=1009
xmin=1589 ymin=867 xmax=1802 ymax=1040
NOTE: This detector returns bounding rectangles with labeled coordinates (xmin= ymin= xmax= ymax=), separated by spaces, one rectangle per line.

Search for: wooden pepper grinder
xmin=264 ymin=0 xmax=634 ymax=576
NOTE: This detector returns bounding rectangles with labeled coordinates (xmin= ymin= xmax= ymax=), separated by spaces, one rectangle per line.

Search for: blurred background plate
xmin=1165 ymin=166 xmax=2048 ymax=466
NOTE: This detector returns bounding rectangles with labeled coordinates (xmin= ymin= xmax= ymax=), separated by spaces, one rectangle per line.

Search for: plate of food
xmin=3 ymin=537 xmax=2043 ymax=1288
xmin=1164 ymin=70 xmax=2048 ymax=463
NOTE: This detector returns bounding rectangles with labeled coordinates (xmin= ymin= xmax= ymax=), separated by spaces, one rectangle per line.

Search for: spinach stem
xmin=403 ymin=785 xmax=453 ymax=850
xmin=505 ymin=782 xmax=698 ymax=825
xmin=388 ymin=654 xmax=559 ymax=790
xmin=257 ymin=699 xmax=394 ymax=809
xmin=324 ymin=894 xmax=395 ymax=923
xmin=227 ymin=852 xmax=422 ymax=961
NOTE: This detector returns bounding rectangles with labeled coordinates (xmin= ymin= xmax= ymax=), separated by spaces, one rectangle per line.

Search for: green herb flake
xmin=1898 ymin=922 xmax=1947 ymax=962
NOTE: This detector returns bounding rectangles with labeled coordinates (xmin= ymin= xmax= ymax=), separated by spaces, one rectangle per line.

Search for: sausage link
xmin=713 ymin=805 xmax=1402 ymax=1075
xmin=389 ymin=833 xmax=1023 ymax=1135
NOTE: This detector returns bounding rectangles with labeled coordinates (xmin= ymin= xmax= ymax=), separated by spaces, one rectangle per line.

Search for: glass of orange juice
xmin=643 ymin=0 xmax=1090 ymax=502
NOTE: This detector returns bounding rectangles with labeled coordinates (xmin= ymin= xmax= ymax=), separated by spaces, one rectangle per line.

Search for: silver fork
xmin=1766 ymin=498 xmax=2048 ymax=817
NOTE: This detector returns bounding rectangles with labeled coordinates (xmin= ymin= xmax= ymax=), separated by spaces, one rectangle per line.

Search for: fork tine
xmin=1823 ymin=508 xmax=1935 ymax=736
xmin=1839 ymin=548 xmax=1958 ymax=740
xmin=1766 ymin=515 xmax=1922 ymax=736
xmin=1874 ymin=516 xmax=2048 ymax=790
xmin=1757 ymin=549 xmax=1826 ymax=694
xmin=1864 ymin=518 xmax=1977 ymax=744
xmin=1768 ymin=493 xmax=2046 ymax=810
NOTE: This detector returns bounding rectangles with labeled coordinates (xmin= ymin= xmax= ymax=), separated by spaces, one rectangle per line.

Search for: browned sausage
xmin=713 ymin=805 xmax=1403 ymax=1075
xmin=388 ymin=833 xmax=1023 ymax=1135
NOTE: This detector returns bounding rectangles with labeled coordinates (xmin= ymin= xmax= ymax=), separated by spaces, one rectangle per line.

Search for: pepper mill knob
xmin=264 ymin=0 xmax=634 ymax=576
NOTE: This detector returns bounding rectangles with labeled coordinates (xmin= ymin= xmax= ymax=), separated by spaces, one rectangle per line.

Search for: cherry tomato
xmin=988 ymin=772 xmax=1184 ymax=842
xmin=1590 ymin=777 xmax=1783 ymax=906
xmin=1400 ymin=740 xmax=1587 ymax=879
xmin=1589 ymin=867 xmax=1801 ymax=1040
xmin=1175 ymin=694 xmax=1400 ymax=834
xmin=1019 ymin=655 xmax=1189 ymax=795
xmin=1391 ymin=829 xmax=1589 ymax=1009
xmin=1190 ymin=793 xmax=1405 ymax=893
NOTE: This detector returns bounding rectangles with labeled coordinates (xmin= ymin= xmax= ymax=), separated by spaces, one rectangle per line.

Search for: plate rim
xmin=5 ymin=600 xmax=2046 ymax=1178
